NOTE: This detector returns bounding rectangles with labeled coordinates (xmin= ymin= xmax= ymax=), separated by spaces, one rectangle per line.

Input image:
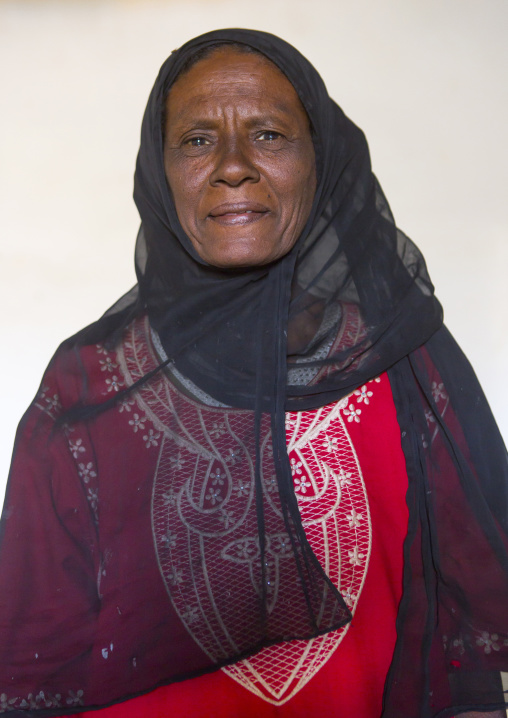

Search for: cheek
xmin=279 ymin=160 xmax=315 ymax=222
xmin=166 ymin=170 xmax=202 ymax=231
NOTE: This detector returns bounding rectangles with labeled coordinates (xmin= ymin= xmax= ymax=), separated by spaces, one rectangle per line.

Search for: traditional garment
xmin=68 ymin=354 xmax=409 ymax=718
xmin=2 ymin=28 xmax=508 ymax=718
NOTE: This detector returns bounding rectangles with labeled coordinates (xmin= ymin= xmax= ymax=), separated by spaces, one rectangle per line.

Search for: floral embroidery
xmin=0 ymin=694 xmax=17 ymax=711
xmin=66 ymin=690 xmax=84 ymax=706
xmin=274 ymin=535 xmax=290 ymax=553
xmin=290 ymin=458 xmax=303 ymax=476
xmin=235 ymin=480 xmax=251 ymax=498
xmin=294 ymin=476 xmax=311 ymax=494
xmin=182 ymin=605 xmax=199 ymax=624
xmin=211 ymin=421 xmax=226 ymax=438
xmin=0 ymin=690 xmax=84 ymax=713
xmin=78 ymin=462 xmax=96 ymax=484
xmin=118 ymin=397 xmax=135 ymax=413
xmin=225 ymin=448 xmax=242 ymax=465
xmin=35 ymin=385 xmax=61 ymax=418
xmin=348 ymin=546 xmax=365 ymax=566
xmin=424 ymin=408 xmax=436 ymax=425
xmin=285 ymin=416 xmax=296 ymax=432
xmin=128 ymin=413 xmax=146 ymax=433
xmin=231 ymin=538 xmax=259 ymax=560
xmin=346 ymin=508 xmax=362 ymax=528
xmin=169 ymin=455 xmax=185 ymax=470
xmin=264 ymin=475 xmax=277 ymax=493
xmin=160 ymin=530 xmax=177 ymax=548
xmin=338 ymin=468 xmax=353 ymax=488
xmin=87 ymin=488 xmax=99 ymax=513
xmin=105 ymin=375 xmax=124 ymax=393
xmin=219 ymin=508 xmax=235 ymax=529
xmin=354 ymin=385 xmax=373 ymax=405
xmin=452 ymin=637 xmax=465 ymax=655
xmin=99 ymin=356 xmax=117 ymax=372
xmin=431 ymin=381 xmax=447 ymax=403
xmin=343 ymin=404 xmax=361 ymax=423
xmin=210 ymin=469 xmax=225 ymax=486
xmin=162 ymin=489 xmax=177 ymax=507
xmin=322 ymin=435 xmax=338 ymax=452
xmin=143 ymin=429 xmax=160 ymax=448
xmin=476 ymin=631 xmax=501 ymax=654
xmin=168 ymin=566 xmax=184 ymax=586
xmin=44 ymin=393 xmax=61 ymax=412
xmin=69 ymin=438 xmax=85 ymax=459
xmin=206 ymin=487 xmax=222 ymax=505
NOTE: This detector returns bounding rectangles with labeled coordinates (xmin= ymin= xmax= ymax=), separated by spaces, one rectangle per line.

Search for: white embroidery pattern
xmin=128 ymin=413 xmax=147 ymax=433
xmin=476 ymin=631 xmax=501 ymax=654
xmin=105 ymin=375 xmax=124 ymax=393
xmin=343 ymin=403 xmax=361 ymax=423
xmin=424 ymin=378 xmax=450 ymax=446
xmin=34 ymin=384 xmax=62 ymax=420
xmin=68 ymin=438 xmax=85 ymax=459
xmin=116 ymin=318 xmax=377 ymax=706
xmin=224 ymin=384 xmax=376 ymax=704
xmin=65 ymin=428 xmax=99 ymax=523
xmin=99 ymin=356 xmax=118 ymax=372
xmin=354 ymin=385 xmax=373 ymax=405
xmin=0 ymin=689 xmax=84 ymax=713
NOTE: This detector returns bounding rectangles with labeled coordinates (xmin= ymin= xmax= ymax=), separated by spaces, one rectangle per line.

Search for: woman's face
xmin=163 ymin=47 xmax=317 ymax=268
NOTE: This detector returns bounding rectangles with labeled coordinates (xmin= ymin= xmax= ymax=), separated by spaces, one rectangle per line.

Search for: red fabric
xmin=76 ymin=373 xmax=409 ymax=717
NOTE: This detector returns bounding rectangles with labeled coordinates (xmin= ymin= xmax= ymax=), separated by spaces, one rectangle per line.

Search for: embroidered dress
xmin=71 ymin=369 xmax=409 ymax=718
xmin=2 ymin=321 xmax=407 ymax=718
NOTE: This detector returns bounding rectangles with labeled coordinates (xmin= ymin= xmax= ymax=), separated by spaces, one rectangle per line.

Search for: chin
xmin=197 ymin=240 xmax=288 ymax=269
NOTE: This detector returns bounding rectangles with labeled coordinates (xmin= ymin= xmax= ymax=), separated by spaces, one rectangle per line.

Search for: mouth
xmin=207 ymin=202 xmax=270 ymax=226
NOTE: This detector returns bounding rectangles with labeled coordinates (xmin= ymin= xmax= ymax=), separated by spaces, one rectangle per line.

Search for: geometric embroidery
xmin=222 ymin=397 xmax=373 ymax=704
xmin=116 ymin=317 xmax=374 ymax=707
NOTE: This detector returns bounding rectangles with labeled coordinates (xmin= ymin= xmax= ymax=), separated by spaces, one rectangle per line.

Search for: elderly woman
xmin=1 ymin=28 xmax=508 ymax=718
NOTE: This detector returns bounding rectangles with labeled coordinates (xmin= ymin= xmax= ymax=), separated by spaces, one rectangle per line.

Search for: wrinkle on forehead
xmin=171 ymin=49 xmax=280 ymax=90
xmin=185 ymin=67 xmax=271 ymax=94
xmin=166 ymin=49 xmax=305 ymax=128
xmin=168 ymin=101 xmax=302 ymax=130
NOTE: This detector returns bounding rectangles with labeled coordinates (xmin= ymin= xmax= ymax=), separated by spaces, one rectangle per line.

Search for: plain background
xmin=1 ymin=0 xmax=507 ymax=498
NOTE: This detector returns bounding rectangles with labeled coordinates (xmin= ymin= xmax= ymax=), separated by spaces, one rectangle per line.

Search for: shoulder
xmin=31 ymin=314 xmax=150 ymax=423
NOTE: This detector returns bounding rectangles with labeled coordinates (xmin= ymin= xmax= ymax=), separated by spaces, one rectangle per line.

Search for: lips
xmin=208 ymin=202 xmax=270 ymax=226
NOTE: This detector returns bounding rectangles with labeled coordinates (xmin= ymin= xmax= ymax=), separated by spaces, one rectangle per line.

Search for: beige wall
xmin=1 ymin=0 xmax=507 ymax=493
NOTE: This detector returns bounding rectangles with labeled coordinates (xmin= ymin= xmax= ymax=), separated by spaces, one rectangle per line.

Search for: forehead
xmin=166 ymin=47 xmax=306 ymax=122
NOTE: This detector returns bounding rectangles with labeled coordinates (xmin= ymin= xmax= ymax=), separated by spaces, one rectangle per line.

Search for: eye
xmin=256 ymin=130 xmax=282 ymax=142
xmin=184 ymin=136 xmax=210 ymax=147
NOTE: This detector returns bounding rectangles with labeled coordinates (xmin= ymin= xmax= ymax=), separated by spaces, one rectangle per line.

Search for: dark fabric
xmin=1 ymin=27 xmax=508 ymax=718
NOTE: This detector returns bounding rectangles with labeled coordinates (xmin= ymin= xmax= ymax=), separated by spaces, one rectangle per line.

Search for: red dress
xmin=1 ymin=318 xmax=409 ymax=717
xmin=73 ymin=370 xmax=409 ymax=717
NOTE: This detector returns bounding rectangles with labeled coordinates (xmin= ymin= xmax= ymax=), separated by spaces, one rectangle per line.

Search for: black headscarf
xmin=2 ymin=28 xmax=508 ymax=718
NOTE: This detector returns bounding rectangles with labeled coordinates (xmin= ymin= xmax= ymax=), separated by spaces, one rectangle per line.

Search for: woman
xmin=1 ymin=28 xmax=508 ymax=718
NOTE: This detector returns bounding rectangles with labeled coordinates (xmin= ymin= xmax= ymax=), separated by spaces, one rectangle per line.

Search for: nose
xmin=209 ymin=139 xmax=260 ymax=187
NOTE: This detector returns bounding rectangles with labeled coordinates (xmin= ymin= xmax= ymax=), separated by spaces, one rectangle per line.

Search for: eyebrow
xmin=169 ymin=109 xmax=298 ymax=134
xmin=244 ymin=110 xmax=297 ymax=127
